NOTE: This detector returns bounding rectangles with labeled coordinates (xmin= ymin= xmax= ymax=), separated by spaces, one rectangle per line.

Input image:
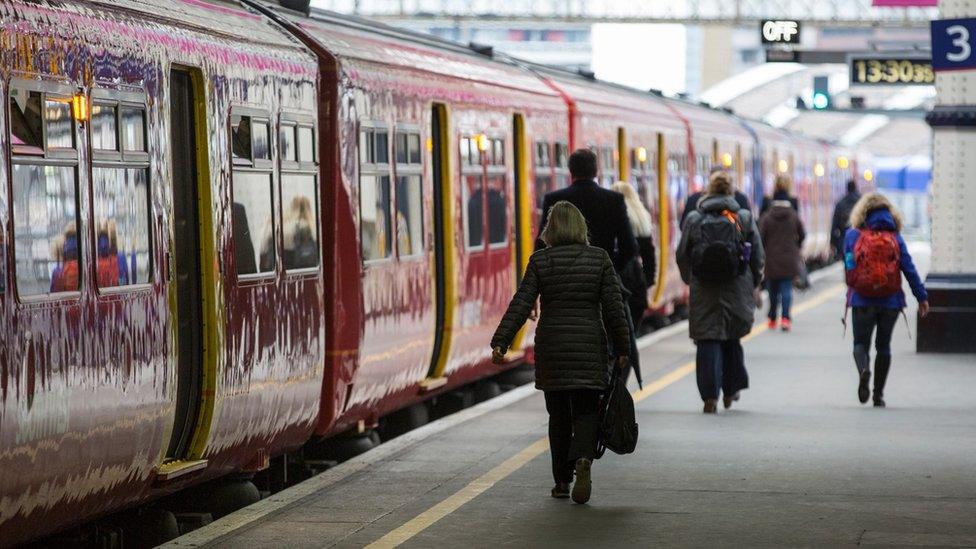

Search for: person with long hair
xmin=844 ymin=192 xmax=928 ymax=407
xmin=759 ymin=174 xmax=805 ymax=331
xmin=611 ymin=181 xmax=657 ymax=324
xmin=492 ymin=200 xmax=630 ymax=505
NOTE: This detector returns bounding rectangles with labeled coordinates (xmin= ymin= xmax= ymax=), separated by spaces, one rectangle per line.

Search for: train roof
xmin=255 ymin=1 xmax=564 ymax=105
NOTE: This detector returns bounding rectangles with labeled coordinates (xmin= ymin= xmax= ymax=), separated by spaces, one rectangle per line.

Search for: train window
xmin=91 ymin=103 xmax=118 ymax=151
xmin=360 ymin=174 xmax=392 ymax=261
xmin=374 ymin=130 xmax=389 ymax=165
xmin=46 ymin=99 xmax=75 ymax=150
xmin=12 ymin=164 xmax=81 ymax=295
xmin=463 ymin=175 xmax=484 ymax=249
xmin=9 ymin=88 xmax=43 ymax=154
xmin=491 ymin=138 xmax=504 ymax=165
xmin=281 ymin=174 xmax=319 ymax=269
xmin=459 ymin=137 xmax=470 ymax=166
xmin=535 ymin=141 xmax=550 ymax=167
xmin=92 ymin=168 xmax=152 ymax=287
xmin=555 ymin=143 xmax=568 ymax=168
xmin=233 ymin=172 xmax=276 ymax=275
xmin=251 ymin=119 xmax=269 ymax=160
xmin=121 ymin=106 xmax=146 ymax=152
xmin=408 ymin=133 xmax=421 ymax=164
xmin=298 ymin=126 xmax=314 ymax=162
xmin=486 ymin=176 xmax=507 ymax=245
xmin=281 ymin=124 xmax=297 ymax=162
xmin=231 ymin=115 xmax=253 ymax=163
xmin=394 ymin=129 xmax=423 ymax=258
xmin=395 ymin=175 xmax=423 ymax=256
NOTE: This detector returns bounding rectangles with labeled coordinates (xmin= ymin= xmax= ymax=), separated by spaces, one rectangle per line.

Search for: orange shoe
xmin=767 ymin=319 xmax=777 ymax=330
xmin=781 ymin=318 xmax=792 ymax=332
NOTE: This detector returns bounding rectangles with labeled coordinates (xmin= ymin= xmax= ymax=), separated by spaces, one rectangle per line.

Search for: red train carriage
xmin=258 ymin=5 xmax=568 ymax=437
xmin=0 ymin=0 xmax=323 ymax=543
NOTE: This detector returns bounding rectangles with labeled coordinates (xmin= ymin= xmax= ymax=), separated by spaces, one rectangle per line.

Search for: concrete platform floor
xmin=167 ymin=261 xmax=976 ymax=548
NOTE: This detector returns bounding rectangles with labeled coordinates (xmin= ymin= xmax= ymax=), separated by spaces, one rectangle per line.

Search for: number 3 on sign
xmin=947 ymin=25 xmax=972 ymax=62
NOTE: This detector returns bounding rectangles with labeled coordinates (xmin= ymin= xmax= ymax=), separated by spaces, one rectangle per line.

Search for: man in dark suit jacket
xmin=538 ymin=148 xmax=642 ymax=385
xmin=538 ymin=149 xmax=638 ymax=271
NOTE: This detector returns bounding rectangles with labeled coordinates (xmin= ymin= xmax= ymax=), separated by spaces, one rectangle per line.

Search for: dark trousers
xmin=544 ymin=389 xmax=602 ymax=484
xmin=767 ymin=278 xmax=793 ymax=321
xmin=695 ymin=339 xmax=749 ymax=401
xmin=609 ymin=272 xmax=641 ymax=385
xmin=852 ymin=306 xmax=899 ymax=394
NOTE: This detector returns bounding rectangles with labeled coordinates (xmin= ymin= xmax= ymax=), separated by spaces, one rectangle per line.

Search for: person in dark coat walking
xmin=831 ymin=179 xmax=861 ymax=260
xmin=677 ymin=171 xmax=765 ymax=414
xmin=844 ymin=193 xmax=928 ymax=407
xmin=493 ymin=201 xmax=630 ymax=505
xmin=539 ymin=149 xmax=641 ymax=384
xmin=759 ymin=174 xmax=799 ymax=217
xmin=680 ymin=167 xmax=751 ymax=229
xmin=759 ymin=175 xmax=806 ymax=331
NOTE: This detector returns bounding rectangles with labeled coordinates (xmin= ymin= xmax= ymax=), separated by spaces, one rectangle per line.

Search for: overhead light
xmin=863 ymin=169 xmax=874 ymax=182
xmin=837 ymin=156 xmax=850 ymax=169
xmin=721 ymin=152 xmax=733 ymax=168
xmin=778 ymin=159 xmax=789 ymax=173
xmin=814 ymin=163 xmax=825 ymax=177
xmin=476 ymin=134 xmax=490 ymax=152
xmin=637 ymin=147 xmax=648 ymax=163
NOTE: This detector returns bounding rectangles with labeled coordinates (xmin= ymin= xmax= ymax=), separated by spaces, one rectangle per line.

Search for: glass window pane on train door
xmin=360 ymin=174 xmax=392 ymax=261
xmin=91 ymin=103 xmax=118 ymax=151
xmin=464 ymin=174 xmax=484 ymax=249
xmin=231 ymin=115 xmax=252 ymax=163
xmin=298 ymin=126 xmax=314 ymax=162
xmin=281 ymin=174 xmax=320 ymax=269
xmin=395 ymin=132 xmax=409 ymax=164
xmin=9 ymin=88 xmax=43 ymax=155
xmin=281 ymin=124 xmax=297 ymax=162
xmin=374 ymin=130 xmax=389 ymax=165
xmin=250 ymin=120 xmax=269 ymax=160
xmin=395 ymin=174 xmax=423 ymax=257
xmin=233 ymin=172 xmax=276 ymax=274
xmin=11 ymin=165 xmax=80 ymax=295
xmin=92 ymin=167 xmax=152 ymax=286
xmin=45 ymin=99 xmax=74 ymax=150
xmin=408 ymin=133 xmax=421 ymax=164
xmin=121 ymin=106 xmax=146 ymax=152
xmin=487 ymin=176 xmax=507 ymax=245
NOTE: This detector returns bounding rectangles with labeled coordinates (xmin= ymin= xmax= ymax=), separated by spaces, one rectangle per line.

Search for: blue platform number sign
xmin=932 ymin=18 xmax=976 ymax=71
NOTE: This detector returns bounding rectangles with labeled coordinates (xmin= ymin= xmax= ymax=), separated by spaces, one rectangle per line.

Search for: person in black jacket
xmin=831 ymin=179 xmax=861 ymax=260
xmin=538 ymin=149 xmax=642 ymax=384
xmin=680 ymin=167 xmax=751 ymax=229
xmin=493 ymin=201 xmax=630 ymax=505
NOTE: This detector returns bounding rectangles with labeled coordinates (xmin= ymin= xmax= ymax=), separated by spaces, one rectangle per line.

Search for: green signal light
xmin=812 ymin=92 xmax=830 ymax=110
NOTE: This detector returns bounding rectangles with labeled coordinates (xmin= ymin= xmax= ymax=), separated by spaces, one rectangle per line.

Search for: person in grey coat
xmin=677 ymin=170 xmax=765 ymax=414
xmin=492 ymin=201 xmax=630 ymax=505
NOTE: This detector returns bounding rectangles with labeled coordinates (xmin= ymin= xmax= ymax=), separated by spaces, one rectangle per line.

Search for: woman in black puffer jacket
xmin=492 ymin=201 xmax=630 ymax=505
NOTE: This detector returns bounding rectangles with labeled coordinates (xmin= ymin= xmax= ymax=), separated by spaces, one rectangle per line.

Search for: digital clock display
xmin=850 ymin=57 xmax=934 ymax=85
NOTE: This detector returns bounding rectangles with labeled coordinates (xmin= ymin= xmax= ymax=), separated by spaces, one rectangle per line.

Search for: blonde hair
xmin=541 ymin=201 xmax=589 ymax=247
xmin=774 ymin=173 xmax=792 ymax=195
xmin=706 ymin=170 xmax=733 ymax=196
xmin=849 ymin=192 xmax=903 ymax=232
xmin=611 ymin=181 xmax=654 ymax=237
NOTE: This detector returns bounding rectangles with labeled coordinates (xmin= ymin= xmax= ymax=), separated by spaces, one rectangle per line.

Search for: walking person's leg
xmin=871 ymin=309 xmax=899 ymax=407
xmin=696 ymin=340 xmax=722 ymax=413
xmin=851 ymin=306 xmax=878 ymax=404
xmin=543 ymin=391 xmax=573 ymax=497
xmin=720 ymin=339 xmax=749 ymax=409
xmin=568 ymin=389 xmax=602 ymax=504
xmin=767 ymin=279 xmax=781 ymax=326
xmin=780 ymin=279 xmax=794 ymax=329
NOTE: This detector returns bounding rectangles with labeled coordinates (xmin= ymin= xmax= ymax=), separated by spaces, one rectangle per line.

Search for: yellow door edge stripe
xmin=652 ymin=133 xmax=668 ymax=307
xmin=511 ymin=113 xmax=531 ymax=351
xmin=429 ymin=103 xmax=456 ymax=379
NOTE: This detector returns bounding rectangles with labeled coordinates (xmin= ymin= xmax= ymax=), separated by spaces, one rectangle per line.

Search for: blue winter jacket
xmin=844 ymin=208 xmax=927 ymax=309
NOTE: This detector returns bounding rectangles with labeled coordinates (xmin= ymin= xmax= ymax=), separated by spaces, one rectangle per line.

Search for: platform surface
xmin=167 ymin=252 xmax=976 ymax=548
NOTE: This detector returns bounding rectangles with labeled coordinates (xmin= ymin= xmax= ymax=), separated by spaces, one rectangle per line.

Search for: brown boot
xmin=723 ymin=391 xmax=741 ymax=409
xmin=703 ymin=399 xmax=718 ymax=414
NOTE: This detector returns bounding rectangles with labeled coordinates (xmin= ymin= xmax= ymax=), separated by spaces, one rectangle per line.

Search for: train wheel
xmin=380 ymin=404 xmax=430 ymax=440
xmin=306 ymin=432 xmax=378 ymax=462
xmin=496 ymin=364 xmax=535 ymax=389
xmin=473 ymin=380 xmax=502 ymax=403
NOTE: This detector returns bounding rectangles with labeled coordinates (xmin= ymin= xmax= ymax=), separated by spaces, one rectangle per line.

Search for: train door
xmin=424 ymin=103 xmax=455 ymax=384
xmin=510 ymin=113 xmax=532 ymax=350
xmin=162 ymin=67 xmax=213 ymax=474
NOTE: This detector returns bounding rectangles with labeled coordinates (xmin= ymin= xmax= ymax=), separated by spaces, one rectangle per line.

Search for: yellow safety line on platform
xmin=365 ymin=283 xmax=845 ymax=548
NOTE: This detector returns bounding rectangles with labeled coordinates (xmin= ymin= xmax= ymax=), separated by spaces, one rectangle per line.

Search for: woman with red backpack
xmin=844 ymin=193 xmax=929 ymax=408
